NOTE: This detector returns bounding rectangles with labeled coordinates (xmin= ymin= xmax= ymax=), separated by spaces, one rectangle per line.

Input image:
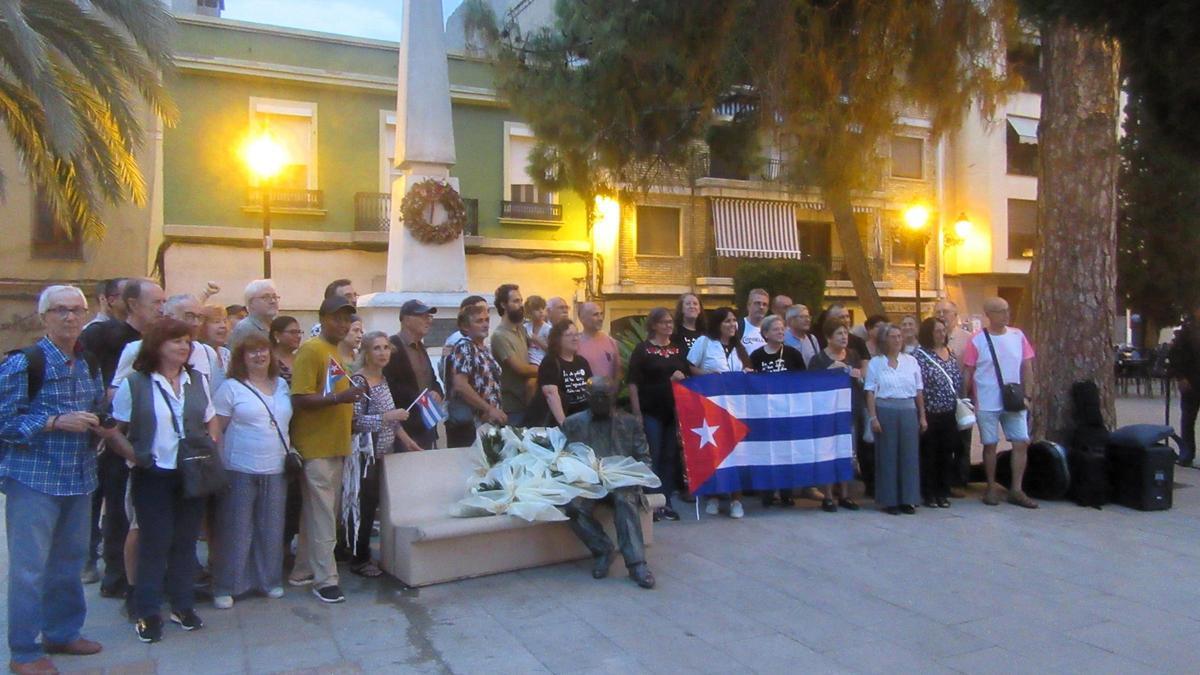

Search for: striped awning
xmin=711 ymin=198 xmax=802 ymax=259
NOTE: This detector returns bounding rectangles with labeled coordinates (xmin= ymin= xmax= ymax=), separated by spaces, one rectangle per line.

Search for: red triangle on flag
xmin=673 ymin=381 xmax=749 ymax=493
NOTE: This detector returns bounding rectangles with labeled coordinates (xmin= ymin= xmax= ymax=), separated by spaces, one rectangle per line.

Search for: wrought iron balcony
xmin=500 ymin=200 xmax=562 ymax=222
xmin=246 ymin=187 xmax=324 ymax=210
xmin=354 ymin=192 xmax=478 ymax=235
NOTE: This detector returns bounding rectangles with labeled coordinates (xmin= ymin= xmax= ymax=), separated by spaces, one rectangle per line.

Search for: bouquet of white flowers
xmin=451 ymin=425 xmax=659 ymax=522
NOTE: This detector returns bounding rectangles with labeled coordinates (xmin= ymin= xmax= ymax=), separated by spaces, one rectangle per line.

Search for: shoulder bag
xmin=155 ymin=381 xmax=228 ymax=498
xmin=917 ymin=348 xmax=976 ymax=430
xmin=236 ymin=379 xmax=303 ymax=475
xmin=983 ymin=331 xmax=1026 ymax=412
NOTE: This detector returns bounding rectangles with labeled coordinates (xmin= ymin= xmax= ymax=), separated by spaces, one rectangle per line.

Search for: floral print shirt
xmin=447 ymin=338 xmax=502 ymax=420
xmin=915 ymin=347 xmax=963 ymax=414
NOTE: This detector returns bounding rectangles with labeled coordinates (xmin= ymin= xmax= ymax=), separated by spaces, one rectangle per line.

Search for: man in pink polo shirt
xmin=577 ymin=302 xmax=621 ymax=382
xmin=961 ymin=297 xmax=1038 ymax=509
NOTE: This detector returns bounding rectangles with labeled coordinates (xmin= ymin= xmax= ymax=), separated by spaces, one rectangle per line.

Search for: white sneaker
xmin=705 ymin=498 xmax=720 ymax=516
xmin=213 ymin=595 xmax=233 ymax=610
xmin=729 ymin=500 xmax=745 ymax=519
xmin=266 ymin=587 xmax=285 ymax=599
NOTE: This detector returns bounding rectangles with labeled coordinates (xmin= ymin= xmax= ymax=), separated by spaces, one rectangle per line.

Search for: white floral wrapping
xmin=453 ymin=425 xmax=660 ymax=522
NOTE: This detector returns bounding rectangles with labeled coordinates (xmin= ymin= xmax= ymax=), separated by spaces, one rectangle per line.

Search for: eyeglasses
xmin=182 ymin=312 xmax=203 ymax=323
xmin=256 ymin=294 xmax=281 ymax=302
xmin=46 ymin=306 xmax=88 ymax=318
xmin=282 ymin=329 xmax=303 ymax=336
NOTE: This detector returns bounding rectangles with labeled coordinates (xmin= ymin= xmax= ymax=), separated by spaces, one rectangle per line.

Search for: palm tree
xmin=0 ymin=0 xmax=178 ymax=242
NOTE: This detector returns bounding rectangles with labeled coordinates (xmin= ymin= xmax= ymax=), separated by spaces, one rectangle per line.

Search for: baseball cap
xmin=400 ymin=299 xmax=437 ymax=317
xmin=318 ymin=295 xmax=355 ymax=317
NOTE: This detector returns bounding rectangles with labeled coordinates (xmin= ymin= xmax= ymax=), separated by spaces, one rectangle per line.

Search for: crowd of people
xmin=0 ymin=275 xmax=1039 ymax=673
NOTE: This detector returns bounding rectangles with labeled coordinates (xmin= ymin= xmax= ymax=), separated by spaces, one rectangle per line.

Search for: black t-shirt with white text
xmin=750 ymin=345 xmax=807 ymax=373
xmin=537 ymin=355 xmax=594 ymax=418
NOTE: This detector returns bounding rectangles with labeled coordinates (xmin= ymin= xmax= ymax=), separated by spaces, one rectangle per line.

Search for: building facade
xmin=0 ymin=6 xmax=1043 ymax=346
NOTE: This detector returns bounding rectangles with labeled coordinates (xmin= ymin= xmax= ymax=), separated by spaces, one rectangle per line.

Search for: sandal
xmin=350 ymin=561 xmax=383 ymax=578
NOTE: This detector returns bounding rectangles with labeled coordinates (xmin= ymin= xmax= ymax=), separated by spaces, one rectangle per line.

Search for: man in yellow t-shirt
xmin=287 ymin=296 xmax=365 ymax=603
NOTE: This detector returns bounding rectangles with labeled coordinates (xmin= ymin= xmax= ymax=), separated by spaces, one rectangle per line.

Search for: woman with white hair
xmin=864 ymin=323 xmax=927 ymax=515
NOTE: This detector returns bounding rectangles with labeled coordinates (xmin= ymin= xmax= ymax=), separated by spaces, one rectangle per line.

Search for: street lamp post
xmin=243 ymin=133 xmax=286 ymax=278
xmin=903 ymin=204 xmax=932 ymax=318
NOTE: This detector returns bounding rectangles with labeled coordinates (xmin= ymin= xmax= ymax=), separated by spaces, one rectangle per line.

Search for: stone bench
xmin=378 ymin=445 xmax=664 ymax=587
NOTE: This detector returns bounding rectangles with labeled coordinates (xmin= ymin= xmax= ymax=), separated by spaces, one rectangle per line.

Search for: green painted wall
xmin=165 ymin=20 xmax=588 ymax=243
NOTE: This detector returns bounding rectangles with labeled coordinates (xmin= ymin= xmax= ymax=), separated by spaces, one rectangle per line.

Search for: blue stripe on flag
xmin=692 ymin=457 xmax=856 ymax=496
xmin=738 ymin=411 xmax=854 ymax=442
xmin=681 ymin=370 xmax=850 ymax=397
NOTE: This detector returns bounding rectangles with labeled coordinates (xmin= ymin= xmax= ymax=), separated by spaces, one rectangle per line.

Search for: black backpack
xmin=3 ymin=344 xmax=101 ymax=406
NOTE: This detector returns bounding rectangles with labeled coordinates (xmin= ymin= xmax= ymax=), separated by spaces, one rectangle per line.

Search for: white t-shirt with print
xmin=740 ymin=318 xmax=766 ymax=355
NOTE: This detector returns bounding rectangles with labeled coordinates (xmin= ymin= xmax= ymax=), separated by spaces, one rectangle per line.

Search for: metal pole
xmin=262 ymin=179 xmax=272 ymax=278
xmin=914 ymin=256 xmax=922 ymax=319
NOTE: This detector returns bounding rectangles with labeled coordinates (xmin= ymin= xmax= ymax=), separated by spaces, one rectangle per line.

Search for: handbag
xmin=236 ymin=379 xmax=303 ymax=475
xmin=916 ymin=348 xmax=976 ymax=430
xmin=982 ymin=330 xmax=1026 ymax=412
xmin=155 ymin=382 xmax=228 ymax=499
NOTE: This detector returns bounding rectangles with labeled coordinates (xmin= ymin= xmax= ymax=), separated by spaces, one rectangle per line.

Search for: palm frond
xmin=0 ymin=0 xmax=175 ymax=242
xmin=0 ymin=0 xmax=81 ymax=155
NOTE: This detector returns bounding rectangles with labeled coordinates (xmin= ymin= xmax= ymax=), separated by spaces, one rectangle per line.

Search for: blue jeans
xmin=131 ymin=467 xmax=204 ymax=619
xmin=642 ymin=414 xmax=679 ymax=497
xmin=4 ymin=479 xmax=90 ymax=664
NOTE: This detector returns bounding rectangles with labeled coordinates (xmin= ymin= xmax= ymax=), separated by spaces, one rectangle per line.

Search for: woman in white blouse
xmin=864 ymin=323 xmax=927 ymax=515
xmin=687 ymin=307 xmax=751 ymax=519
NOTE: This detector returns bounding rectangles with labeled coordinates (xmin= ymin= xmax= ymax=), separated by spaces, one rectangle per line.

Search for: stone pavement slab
xmin=2 ymin=397 xmax=1199 ymax=673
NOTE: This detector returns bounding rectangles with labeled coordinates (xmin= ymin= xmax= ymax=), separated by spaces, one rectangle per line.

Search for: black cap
xmin=318 ymin=295 xmax=355 ymax=317
xmin=400 ymin=299 xmax=437 ymax=317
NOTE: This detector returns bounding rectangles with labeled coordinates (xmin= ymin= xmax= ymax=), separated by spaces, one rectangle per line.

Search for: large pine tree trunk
xmin=830 ymin=195 xmax=886 ymax=317
xmin=1031 ymin=20 xmax=1121 ymax=440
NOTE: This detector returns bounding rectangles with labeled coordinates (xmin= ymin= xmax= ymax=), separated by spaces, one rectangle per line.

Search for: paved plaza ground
xmin=3 ymin=395 xmax=1199 ymax=674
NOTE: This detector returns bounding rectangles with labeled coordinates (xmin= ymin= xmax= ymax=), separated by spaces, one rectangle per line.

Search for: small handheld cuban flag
xmin=324 ymin=357 xmax=347 ymax=395
xmin=408 ymin=388 xmax=447 ymax=429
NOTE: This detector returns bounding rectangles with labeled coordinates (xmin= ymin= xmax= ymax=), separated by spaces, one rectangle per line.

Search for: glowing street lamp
xmin=902 ymin=204 xmax=933 ymax=318
xmin=242 ymin=132 xmax=286 ymax=277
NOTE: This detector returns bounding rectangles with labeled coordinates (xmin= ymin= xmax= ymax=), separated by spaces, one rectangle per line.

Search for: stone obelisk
xmin=358 ymin=0 xmax=468 ymax=333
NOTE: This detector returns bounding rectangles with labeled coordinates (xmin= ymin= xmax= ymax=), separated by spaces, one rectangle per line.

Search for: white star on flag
xmin=691 ymin=419 xmax=720 ymax=448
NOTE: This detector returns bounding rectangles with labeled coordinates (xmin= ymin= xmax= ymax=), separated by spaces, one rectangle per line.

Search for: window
xmin=380 ymin=111 xmax=401 ymax=193
xmin=31 ymin=189 xmax=82 ymax=260
xmin=504 ymin=123 xmax=555 ymax=205
xmin=636 ymin=205 xmax=681 ymax=257
xmin=1007 ymin=198 xmax=1037 ymax=259
xmin=891 ymin=228 xmax=925 ymax=266
xmin=890 ymin=136 xmax=924 ymax=179
xmin=1007 ymin=43 xmax=1043 ymax=94
xmin=1006 ymin=116 xmax=1039 ymax=176
xmin=797 ymin=221 xmax=832 ymax=267
xmin=249 ymin=98 xmax=317 ymax=190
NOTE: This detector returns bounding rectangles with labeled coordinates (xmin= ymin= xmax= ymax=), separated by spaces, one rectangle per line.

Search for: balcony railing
xmin=353 ymin=192 xmax=478 ymax=235
xmin=501 ymin=200 xmax=562 ymax=222
xmin=698 ymin=153 xmax=787 ymax=183
xmin=246 ymin=187 xmax=324 ymax=210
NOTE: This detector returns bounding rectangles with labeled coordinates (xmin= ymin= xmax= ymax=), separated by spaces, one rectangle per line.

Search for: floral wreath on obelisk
xmin=400 ymin=178 xmax=467 ymax=244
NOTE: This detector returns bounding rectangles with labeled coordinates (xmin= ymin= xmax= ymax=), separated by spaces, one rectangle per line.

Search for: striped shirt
xmin=0 ymin=337 xmax=105 ymax=496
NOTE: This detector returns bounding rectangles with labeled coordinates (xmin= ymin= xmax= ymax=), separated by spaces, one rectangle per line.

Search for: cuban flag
xmin=673 ymin=370 xmax=855 ymax=496
xmin=324 ymin=356 xmax=347 ymax=395
xmin=411 ymin=388 xmax=447 ymax=429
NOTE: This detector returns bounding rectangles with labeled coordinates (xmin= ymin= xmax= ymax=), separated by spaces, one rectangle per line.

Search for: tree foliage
xmin=465 ymin=0 xmax=1018 ymax=313
xmin=733 ymin=259 xmax=826 ymax=316
xmin=1117 ymin=93 xmax=1200 ymax=330
xmin=1020 ymin=0 xmax=1200 ymax=156
xmin=0 ymin=0 xmax=178 ymax=242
